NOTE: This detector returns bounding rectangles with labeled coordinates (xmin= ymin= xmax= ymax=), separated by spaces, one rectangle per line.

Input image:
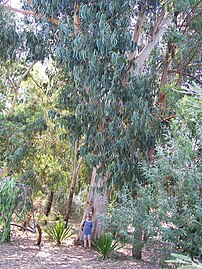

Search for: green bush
xmin=92 ymin=232 xmax=121 ymax=259
xmin=166 ymin=253 xmax=202 ymax=269
xmin=45 ymin=219 xmax=73 ymax=245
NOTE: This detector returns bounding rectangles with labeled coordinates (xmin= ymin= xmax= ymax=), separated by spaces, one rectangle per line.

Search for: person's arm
xmin=81 ymin=221 xmax=85 ymax=231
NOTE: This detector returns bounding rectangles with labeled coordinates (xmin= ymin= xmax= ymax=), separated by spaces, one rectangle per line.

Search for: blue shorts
xmin=84 ymin=234 xmax=91 ymax=239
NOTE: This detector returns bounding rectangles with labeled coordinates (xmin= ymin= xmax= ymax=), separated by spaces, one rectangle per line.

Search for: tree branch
xmin=179 ymin=1 xmax=201 ymax=32
xmin=169 ymin=70 xmax=202 ymax=86
xmin=76 ymin=156 xmax=83 ymax=176
xmin=128 ymin=6 xmax=145 ymax=62
xmin=17 ymin=61 xmax=37 ymax=88
xmin=0 ymin=4 xmax=59 ymax=25
xmin=10 ymin=222 xmax=36 ymax=233
xmin=132 ymin=6 xmax=145 ymax=44
xmin=133 ymin=16 xmax=172 ymax=76
xmin=9 ymin=61 xmax=37 ymax=114
xmin=74 ymin=1 xmax=80 ymax=34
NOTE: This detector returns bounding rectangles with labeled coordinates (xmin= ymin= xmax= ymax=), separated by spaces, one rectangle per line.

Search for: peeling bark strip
xmin=74 ymin=2 xmax=80 ymax=34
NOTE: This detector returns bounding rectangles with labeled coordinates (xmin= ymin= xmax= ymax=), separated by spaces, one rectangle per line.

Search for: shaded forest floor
xmin=0 ymin=227 xmax=174 ymax=269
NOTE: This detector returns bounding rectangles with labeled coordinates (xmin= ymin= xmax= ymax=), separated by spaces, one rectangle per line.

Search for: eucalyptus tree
xmin=0 ymin=0 xmax=201 ymax=258
xmin=43 ymin=0 xmax=166 ymax=243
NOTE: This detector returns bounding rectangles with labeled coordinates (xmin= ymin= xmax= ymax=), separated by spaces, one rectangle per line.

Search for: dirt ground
xmin=0 ymin=228 xmax=171 ymax=269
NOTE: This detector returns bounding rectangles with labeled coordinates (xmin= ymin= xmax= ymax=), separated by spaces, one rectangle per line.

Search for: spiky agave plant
xmin=45 ymin=219 xmax=73 ymax=245
xmin=92 ymin=232 xmax=121 ymax=259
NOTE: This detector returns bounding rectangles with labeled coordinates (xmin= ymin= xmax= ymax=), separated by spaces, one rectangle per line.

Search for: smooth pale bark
xmin=128 ymin=11 xmax=172 ymax=76
xmin=134 ymin=17 xmax=172 ymax=76
xmin=85 ymin=168 xmax=108 ymax=238
xmin=75 ymin=167 xmax=108 ymax=243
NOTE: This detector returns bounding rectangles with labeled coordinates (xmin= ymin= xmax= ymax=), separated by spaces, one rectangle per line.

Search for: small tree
xmin=140 ymin=88 xmax=202 ymax=257
xmin=105 ymin=184 xmax=165 ymax=259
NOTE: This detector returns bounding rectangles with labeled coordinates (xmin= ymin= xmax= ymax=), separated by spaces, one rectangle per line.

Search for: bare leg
xmin=88 ymin=237 xmax=91 ymax=249
xmin=84 ymin=238 xmax=87 ymax=249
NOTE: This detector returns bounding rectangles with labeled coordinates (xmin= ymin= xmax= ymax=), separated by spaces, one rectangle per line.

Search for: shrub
xmin=45 ymin=219 xmax=73 ymax=245
xmin=92 ymin=232 xmax=121 ymax=259
xmin=166 ymin=253 xmax=202 ymax=269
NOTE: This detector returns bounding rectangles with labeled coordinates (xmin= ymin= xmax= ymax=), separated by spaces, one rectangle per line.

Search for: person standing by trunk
xmin=81 ymin=214 xmax=93 ymax=250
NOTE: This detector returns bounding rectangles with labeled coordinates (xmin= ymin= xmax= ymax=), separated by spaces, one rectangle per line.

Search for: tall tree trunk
xmin=86 ymin=168 xmax=108 ymax=238
xmin=44 ymin=191 xmax=54 ymax=217
xmin=75 ymin=167 xmax=108 ymax=244
xmin=64 ymin=140 xmax=83 ymax=225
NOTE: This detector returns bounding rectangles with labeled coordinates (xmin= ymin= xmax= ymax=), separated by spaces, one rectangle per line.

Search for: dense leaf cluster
xmin=41 ymin=0 xmax=162 ymax=187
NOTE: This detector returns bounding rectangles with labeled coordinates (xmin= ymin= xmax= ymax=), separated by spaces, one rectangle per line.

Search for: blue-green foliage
xmin=0 ymin=105 xmax=47 ymax=171
xmin=140 ymin=91 xmax=202 ymax=257
xmin=167 ymin=253 xmax=202 ymax=269
xmin=105 ymin=89 xmax=202 ymax=257
xmin=0 ymin=8 xmax=21 ymax=62
xmin=43 ymin=0 xmax=161 ymax=188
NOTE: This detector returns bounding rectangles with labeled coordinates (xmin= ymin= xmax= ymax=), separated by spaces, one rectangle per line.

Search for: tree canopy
xmin=0 ymin=0 xmax=201 ymax=260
